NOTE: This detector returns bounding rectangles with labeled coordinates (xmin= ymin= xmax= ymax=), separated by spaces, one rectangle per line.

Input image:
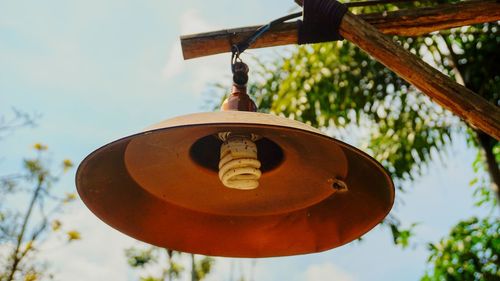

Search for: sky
xmin=0 ymin=1 xmax=496 ymax=280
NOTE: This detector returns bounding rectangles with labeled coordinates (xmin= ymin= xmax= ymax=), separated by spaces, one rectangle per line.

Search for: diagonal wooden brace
xmin=339 ymin=10 xmax=500 ymax=139
xmin=180 ymin=0 xmax=500 ymax=139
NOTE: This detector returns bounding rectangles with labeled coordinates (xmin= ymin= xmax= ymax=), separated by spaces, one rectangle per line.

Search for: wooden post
xmin=181 ymin=0 xmax=500 ymax=59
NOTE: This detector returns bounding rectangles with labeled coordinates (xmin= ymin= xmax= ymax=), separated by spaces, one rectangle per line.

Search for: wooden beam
xmin=343 ymin=0 xmax=425 ymax=7
xmin=181 ymin=0 xmax=500 ymax=60
xmin=297 ymin=0 xmax=432 ymax=8
xmin=338 ymin=11 xmax=500 ymax=139
xmin=360 ymin=0 xmax=500 ymax=36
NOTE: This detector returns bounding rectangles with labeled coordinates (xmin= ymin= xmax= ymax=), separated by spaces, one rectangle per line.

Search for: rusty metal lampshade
xmin=76 ymin=110 xmax=394 ymax=258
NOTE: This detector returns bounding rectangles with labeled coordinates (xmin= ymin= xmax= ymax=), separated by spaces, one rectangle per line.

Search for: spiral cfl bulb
xmin=218 ymin=133 xmax=261 ymax=190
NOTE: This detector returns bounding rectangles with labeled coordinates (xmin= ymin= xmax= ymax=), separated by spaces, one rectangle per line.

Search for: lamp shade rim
xmin=76 ymin=111 xmax=395 ymax=257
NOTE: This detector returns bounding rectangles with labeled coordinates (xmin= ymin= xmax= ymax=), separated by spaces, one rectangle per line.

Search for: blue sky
xmin=0 ymin=1 xmax=495 ymax=280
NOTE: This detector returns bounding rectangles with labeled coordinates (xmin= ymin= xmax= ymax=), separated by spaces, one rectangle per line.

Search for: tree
xmin=125 ymin=246 xmax=214 ymax=281
xmin=210 ymin=0 xmax=498 ymax=276
xmin=0 ymin=111 xmax=80 ymax=281
xmin=422 ymin=217 xmax=499 ymax=281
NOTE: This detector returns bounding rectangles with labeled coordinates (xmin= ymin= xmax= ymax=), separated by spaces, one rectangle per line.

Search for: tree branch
xmin=476 ymin=131 xmax=500 ymax=203
xmin=439 ymin=34 xmax=466 ymax=86
xmin=6 ymin=178 xmax=44 ymax=281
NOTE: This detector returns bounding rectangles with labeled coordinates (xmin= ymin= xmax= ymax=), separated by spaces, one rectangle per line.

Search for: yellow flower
xmin=52 ymin=220 xmax=62 ymax=231
xmin=24 ymin=273 xmax=38 ymax=281
xmin=62 ymin=159 xmax=74 ymax=171
xmin=33 ymin=143 xmax=48 ymax=151
xmin=63 ymin=193 xmax=77 ymax=203
xmin=67 ymin=230 xmax=81 ymax=242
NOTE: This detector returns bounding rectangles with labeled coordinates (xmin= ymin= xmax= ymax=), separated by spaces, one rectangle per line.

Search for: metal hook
xmin=231 ymin=44 xmax=243 ymax=74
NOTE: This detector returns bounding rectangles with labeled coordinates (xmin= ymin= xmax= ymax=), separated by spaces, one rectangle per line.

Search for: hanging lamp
xmin=76 ymin=0 xmax=394 ymax=258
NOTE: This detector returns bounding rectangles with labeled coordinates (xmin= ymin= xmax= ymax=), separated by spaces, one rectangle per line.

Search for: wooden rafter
xmin=181 ymin=0 xmax=500 ymax=59
xmin=180 ymin=0 xmax=500 ymax=139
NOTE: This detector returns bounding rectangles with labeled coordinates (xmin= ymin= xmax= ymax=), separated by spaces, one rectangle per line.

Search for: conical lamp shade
xmin=76 ymin=111 xmax=394 ymax=257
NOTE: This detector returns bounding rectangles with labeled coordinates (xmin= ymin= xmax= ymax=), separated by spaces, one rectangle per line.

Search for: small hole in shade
xmin=190 ymin=135 xmax=284 ymax=173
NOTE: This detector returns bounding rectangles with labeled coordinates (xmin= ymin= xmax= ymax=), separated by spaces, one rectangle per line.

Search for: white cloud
xmin=162 ymin=9 xmax=219 ymax=79
xmin=179 ymin=9 xmax=217 ymax=35
xmin=35 ymin=201 xmax=254 ymax=281
xmin=162 ymin=9 xmax=229 ymax=97
xmin=304 ymin=262 xmax=355 ymax=281
xmin=38 ymin=203 xmax=136 ymax=281
xmin=162 ymin=42 xmax=184 ymax=79
xmin=205 ymin=258 xmax=257 ymax=281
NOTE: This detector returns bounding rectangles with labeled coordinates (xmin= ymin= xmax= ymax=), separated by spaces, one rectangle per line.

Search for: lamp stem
xmin=221 ymin=61 xmax=257 ymax=112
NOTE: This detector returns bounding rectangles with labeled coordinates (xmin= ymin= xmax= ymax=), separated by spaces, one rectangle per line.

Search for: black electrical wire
xmin=230 ymin=11 xmax=302 ymax=79
xmin=231 ymin=12 xmax=302 ymax=58
xmin=233 ymin=0 xmax=438 ymax=57
xmin=231 ymin=0 xmax=437 ymax=73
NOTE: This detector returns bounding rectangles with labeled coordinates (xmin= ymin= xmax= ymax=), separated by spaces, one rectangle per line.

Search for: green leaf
xmin=125 ymin=247 xmax=157 ymax=268
xmin=422 ymin=217 xmax=500 ymax=280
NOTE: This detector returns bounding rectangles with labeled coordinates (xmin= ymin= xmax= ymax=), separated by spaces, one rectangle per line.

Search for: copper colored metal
xmin=220 ymin=85 xmax=257 ymax=112
xmin=222 ymin=61 xmax=257 ymax=111
xmin=76 ymin=111 xmax=394 ymax=257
